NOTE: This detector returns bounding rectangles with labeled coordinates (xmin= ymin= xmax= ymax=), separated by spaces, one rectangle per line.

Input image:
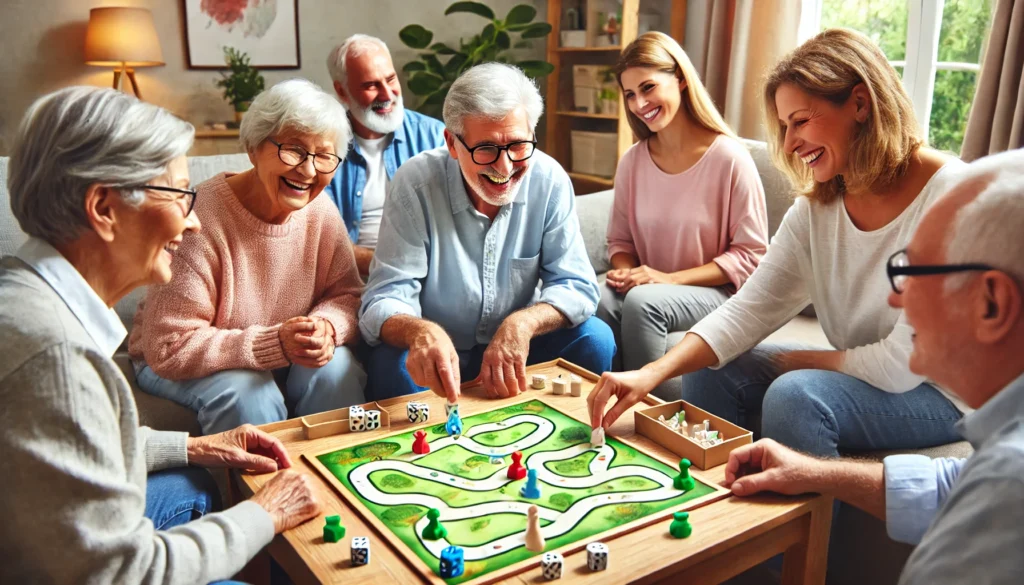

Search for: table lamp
xmin=84 ymin=7 xmax=164 ymax=100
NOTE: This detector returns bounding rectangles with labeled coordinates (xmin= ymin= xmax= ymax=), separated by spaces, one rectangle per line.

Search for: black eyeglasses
xmin=141 ymin=185 xmax=198 ymax=216
xmin=455 ymin=134 xmax=537 ymax=166
xmin=886 ymin=249 xmax=995 ymax=294
xmin=268 ymin=139 xmax=342 ymax=173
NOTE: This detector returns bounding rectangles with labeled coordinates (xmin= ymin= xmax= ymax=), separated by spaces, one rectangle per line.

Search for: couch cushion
xmin=0 ymin=158 xmax=29 ymax=258
xmin=575 ymin=189 xmax=614 ymax=274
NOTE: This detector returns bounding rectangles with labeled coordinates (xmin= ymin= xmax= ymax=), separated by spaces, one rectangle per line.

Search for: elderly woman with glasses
xmin=1 ymin=86 xmax=321 ymax=584
xmin=130 ymin=78 xmax=366 ymax=435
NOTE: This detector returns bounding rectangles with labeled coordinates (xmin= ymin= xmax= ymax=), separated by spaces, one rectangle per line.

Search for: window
xmin=816 ymin=0 xmax=993 ymax=154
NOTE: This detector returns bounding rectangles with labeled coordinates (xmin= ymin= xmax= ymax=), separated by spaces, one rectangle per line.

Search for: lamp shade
xmin=84 ymin=7 xmax=164 ymax=67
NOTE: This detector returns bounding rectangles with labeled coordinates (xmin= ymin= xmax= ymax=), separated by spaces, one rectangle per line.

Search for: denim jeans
xmin=145 ymin=467 xmax=248 ymax=585
xmin=136 ymin=347 xmax=367 ymax=435
xmin=680 ymin=342 xmax=963 ymax=457
xmin=365 ymin=316 xmax=616 ymax=401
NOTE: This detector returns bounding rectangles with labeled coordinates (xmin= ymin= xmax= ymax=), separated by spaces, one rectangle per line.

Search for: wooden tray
xmin=635 ymin=400 xmax=752 ymax=470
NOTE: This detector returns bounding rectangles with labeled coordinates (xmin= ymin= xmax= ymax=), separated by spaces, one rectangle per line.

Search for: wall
xmin=0 ymin=0 xmax=548 ymax=155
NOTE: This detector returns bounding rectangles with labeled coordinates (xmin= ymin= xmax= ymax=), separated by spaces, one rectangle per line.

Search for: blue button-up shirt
xmin=883 ymin=372 xmax=1024 ymax=584
xmin=325 ymin=109 xmax=446 ymax=242
xmin=359 ymin=147 xmax=600 ymax=351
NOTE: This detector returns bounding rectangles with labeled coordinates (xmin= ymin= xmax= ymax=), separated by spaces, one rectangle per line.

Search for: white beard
xmin=349 ymin=96 xmax=405 ymax=135
xmin=468 ymin=167 xmax=527 ymax=207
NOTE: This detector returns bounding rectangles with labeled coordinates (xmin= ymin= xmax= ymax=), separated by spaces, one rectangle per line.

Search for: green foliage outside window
xmin=821 ymin=0 xmax=992 ymax=154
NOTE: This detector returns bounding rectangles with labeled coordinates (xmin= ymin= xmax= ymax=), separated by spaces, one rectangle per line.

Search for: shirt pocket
xmin=508 ymin=253 xmax=542 ymax=310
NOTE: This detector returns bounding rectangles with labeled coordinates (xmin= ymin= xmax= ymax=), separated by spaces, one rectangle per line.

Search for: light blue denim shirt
xmin=359 ymin=147 xmax=600 ymax=350
xmin=324 ymin=109 xmax=446 ymax=242
xmin=884 ymin=372 xmax=1024 ymax=584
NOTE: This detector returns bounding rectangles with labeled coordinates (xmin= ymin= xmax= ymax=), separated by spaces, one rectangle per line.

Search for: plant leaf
xmin=513 ymin=40 xmax=533 ymax=49
xmin=505 ymin=4 xmax=537 ymax=25
xmin=403 ymin=61 xmax=427 ymax=73
xmin=444 ymin=1 xmax=494 ymax=19
xmin=429 ymin=42 xmax=459 ymax=55
xmin=399 ymin=24 xmax=433 ymax=49
xmin=408 ymin=72 xmax=445 ymax=95
xmin=496 ymin=31 xmax=511 ymax=50
xmin=421 ymin=54 xmax=445 ymax=76
xmin=444 ymin=53 xmax=469 ymax=78
xmin=516 ymin=60 xmax=556 ymax=78
xmin=519 ymin=22 xmax=553 ymax=39
xmin=424 ymin=87 xmax=449 ymax=106
xmin=482 ymin=23 xmax=497 ymax=43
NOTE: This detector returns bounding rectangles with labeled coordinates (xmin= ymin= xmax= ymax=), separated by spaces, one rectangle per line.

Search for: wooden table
xmin=234 ymin=360 xmax=832 ymax=585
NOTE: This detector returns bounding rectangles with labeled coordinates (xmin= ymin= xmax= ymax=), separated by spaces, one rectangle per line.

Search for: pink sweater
xmin=606 ymin=136 xmax=769 ymax=290
xmin=129 ymin=173 xmax=363 ymax=380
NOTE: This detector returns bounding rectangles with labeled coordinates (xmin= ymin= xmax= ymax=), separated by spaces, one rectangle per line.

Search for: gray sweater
xmin=0 ymin=247 xmax=274 ymax=585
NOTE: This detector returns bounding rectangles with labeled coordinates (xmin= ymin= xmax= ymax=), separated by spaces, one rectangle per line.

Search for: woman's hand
xmin=186 ymin=424 xmax=292 ymax=472
xmin=280 ymin=316 xmax=335 ymax=368
xmin=250 ymin=470 xmax=321 ymax=534
xmin=608 ymin=265 xmax=673 ymax=294
xmin=587 ymin=368 xmax=662 ymax=429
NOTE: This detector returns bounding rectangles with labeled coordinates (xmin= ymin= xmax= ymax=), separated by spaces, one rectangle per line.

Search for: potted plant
xmin=399 ymin=2 xmax=555 ymax=117
xmin=215 ymin=47 xmax=265 ymax=123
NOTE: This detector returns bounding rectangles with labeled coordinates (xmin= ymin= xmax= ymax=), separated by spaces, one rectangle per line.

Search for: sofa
xmin=0 ymin=139 xmax=969 ymax=584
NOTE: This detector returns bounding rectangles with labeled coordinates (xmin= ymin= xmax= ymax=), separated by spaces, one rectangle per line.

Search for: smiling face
xmin=445 ymin=107 xmax=533 ymax=210
xmin=119 ymin=155 xmax=201 ymax=285
xmin=336 ymin=44 xmax=404 ymax=137
xmin=774 ymin=82 xmax=869 ymax=184
xmin=250 ymin=131 xmax=336 ymax=222
xmin=620 ymin=66 xmax=685 ymax=133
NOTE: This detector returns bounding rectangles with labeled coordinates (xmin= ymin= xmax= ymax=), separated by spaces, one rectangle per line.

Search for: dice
xmin=348 ymin=405 xmax=366 ymax=432
xmin=365 ymin=409 xmax=381 ymax=430
xmin=439 ymin=545 xmax=464 ymax=579
xmin=351 ymin=536 xmax=370 ymax=566
xmin=407 ymin=401 xmax=430 ymax=423
xmin=586 ymin=542 xmax=608 ymax=571
xmin=541 ymin=552 xmax=563 ymax=580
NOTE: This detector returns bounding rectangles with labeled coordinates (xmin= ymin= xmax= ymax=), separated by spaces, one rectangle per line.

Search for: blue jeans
xmin=365 ymin=316 xmax=616 ymax=400
xmin=145 ymin=468 xmax=248 ymax=585
xmin=680 ymin=342 xmax=963 ymax=457
xmin=136 ymin=347 xmax=367 ymax=435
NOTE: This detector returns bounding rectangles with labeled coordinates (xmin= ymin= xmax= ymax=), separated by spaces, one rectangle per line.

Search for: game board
xmin=306 ymin=399 xmax=729 ymax=584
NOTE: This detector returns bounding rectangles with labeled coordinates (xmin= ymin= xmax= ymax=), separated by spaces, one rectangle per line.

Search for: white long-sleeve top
xmin=689 ymin=161 xmax=969 ymax=413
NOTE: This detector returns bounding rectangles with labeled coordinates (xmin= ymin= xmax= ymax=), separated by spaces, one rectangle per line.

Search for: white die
xmin=406 ymin=402 xmax=429 ymax=423
xmin=365 ymin=409 xmax=381 ymax=430
xmin=586 ymin=542 xmax=608 ymax=571
xmin=541 ymin=552 xmax=563 ymax=580
xmin=351 ymin=536 xmax=370 ymax=566
xmin=348 ymin=407 xmax=366 ymax=432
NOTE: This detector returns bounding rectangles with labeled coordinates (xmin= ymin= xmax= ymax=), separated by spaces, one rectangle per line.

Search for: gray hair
xmin=443 ymin=63 xmax=544 ymax=136
xmin=239 ymin=78 xmax=352 ymax=155
xmin=327 ymin=34 xmax=390 ymax=88
xmin=944 ymin=149 xmax=1024 ymax=291
xmin=7 ymin=86 xmax=193 ymax=246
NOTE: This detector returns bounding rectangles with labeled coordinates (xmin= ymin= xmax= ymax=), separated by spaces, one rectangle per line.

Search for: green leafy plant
xmin=399 ymin=2 xmax=555 ymax=116
xmin=215 ymin=47 xmax=265 ymax=112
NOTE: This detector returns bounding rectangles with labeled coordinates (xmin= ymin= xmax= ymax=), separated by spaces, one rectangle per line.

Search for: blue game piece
xmin=439 ymin=545 xmax=464 ymax=578
xmin=445 ymin=408 xmax=463 ymax=438
xmin=520 ymin=468 xmax=541 ymax=499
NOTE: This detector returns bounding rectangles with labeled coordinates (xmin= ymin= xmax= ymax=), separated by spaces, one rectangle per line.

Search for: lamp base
xmin=112 ymin=64 xmax=144 ymax=100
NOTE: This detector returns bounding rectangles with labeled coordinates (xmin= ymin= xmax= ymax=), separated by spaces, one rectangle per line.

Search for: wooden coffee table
xmin=234 ymin=360 xmax=831 ymax=585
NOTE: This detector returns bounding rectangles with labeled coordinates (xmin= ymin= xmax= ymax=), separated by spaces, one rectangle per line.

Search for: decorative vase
xmin=233 ymin=101 xmax=252 ymax=124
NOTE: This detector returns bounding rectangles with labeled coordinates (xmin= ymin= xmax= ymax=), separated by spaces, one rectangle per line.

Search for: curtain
xmin=690 ymin=0 xmax=805 ymax=140
xmin=961 ymin=0 xmax=1024 ymax=161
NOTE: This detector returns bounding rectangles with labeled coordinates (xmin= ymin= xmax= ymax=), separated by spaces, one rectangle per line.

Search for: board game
xmin=307 ymin=399 xmax=728 ymax=584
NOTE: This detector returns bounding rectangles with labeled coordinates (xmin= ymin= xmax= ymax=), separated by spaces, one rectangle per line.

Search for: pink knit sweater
xmin=129 ymin=173 xmax=363 ymax=380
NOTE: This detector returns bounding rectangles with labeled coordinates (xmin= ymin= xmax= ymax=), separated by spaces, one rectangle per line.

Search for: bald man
xmin=725 ymin=148 xmax=1024 ymax=584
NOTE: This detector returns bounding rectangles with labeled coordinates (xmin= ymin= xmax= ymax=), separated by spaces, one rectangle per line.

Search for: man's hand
xmin=587 ymin=368 xmax=661 ymax=429
xmin=479 ymin=321 xmax=531 ymax=399
xmin=280 ymin=316 xmax=335 ymax=368
xmin=406 ymin=323 xmax=461 ymax=403
xmin=186 ymin=424 xmax=292 ymax=473
xmin=250 ymin=470 xmax=321 ymax=534
xmin=724 ymin=439 xmax=825 ymax=497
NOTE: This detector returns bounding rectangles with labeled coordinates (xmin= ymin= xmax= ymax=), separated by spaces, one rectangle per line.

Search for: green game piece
xmin=673 ymin=458 xmax=696 ymax=491
xmin=421 ymin=508 xmax=447 ymax=540
xmin=669 ymin=511 xmax=692 ymax=538
xmin=323 ymin=515 xmax=346 ymax=543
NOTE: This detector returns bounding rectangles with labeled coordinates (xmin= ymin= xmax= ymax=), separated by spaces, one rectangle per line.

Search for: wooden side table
xmin=191 ymin=129 xmax=244 ymax=156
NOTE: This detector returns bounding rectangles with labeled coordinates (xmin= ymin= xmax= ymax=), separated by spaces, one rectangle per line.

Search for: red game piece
xmin=412 ymin=430 xmax=430 ymax=455
xmin=506 ymin=451 xmax=527 ymax=480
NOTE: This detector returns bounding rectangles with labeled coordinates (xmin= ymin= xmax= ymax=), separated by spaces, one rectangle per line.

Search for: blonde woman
xmin=590 ymin=29 xmax=967 ymax=459
xmin=596 ymin=32 xmax=768 ymax=398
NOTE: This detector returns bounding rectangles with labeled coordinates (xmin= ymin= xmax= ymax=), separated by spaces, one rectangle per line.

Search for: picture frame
xmin=182 ymin=0 xmax=301 ymax=69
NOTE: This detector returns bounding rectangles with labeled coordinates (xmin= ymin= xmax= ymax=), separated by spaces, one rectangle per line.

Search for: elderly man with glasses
xmin=721 ymin=148 xmax=1024 ymax=585
xmin=130 ymin=79 xmax=367 ymax=435
xmin=359 ymin=63 xmax=615 ymax=402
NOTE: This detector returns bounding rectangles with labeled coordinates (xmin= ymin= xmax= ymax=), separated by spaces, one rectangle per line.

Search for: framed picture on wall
xmin=183 ymin=0 xmax=300 ymax=69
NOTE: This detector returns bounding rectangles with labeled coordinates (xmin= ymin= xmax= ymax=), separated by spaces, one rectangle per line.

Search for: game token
xmin=590 ymin=426 xmax=605 ymax=448
xmin=445 ymin=408 xmax=463 ymax=439
xmin=531 ymin=374 xmax=547 ymax=390
xmin=323 ymin=515 xmax=345 ymax=543
xmin=412 ymin=430 xmax=430 ymax=455
xmin=669 ymin=511 xmax=692 ymax=539
xmin=422 ymin=508 xmax=447 ymax=540
xmin=507 ymin=451 xmax=527 ymax=480
xmin=520 ymin=468 xmax=541 ymax=499
xmin=525 ymin=505 xmax=545 ymax=551
xmin=673 ymin=458 xmax=695 ymax=491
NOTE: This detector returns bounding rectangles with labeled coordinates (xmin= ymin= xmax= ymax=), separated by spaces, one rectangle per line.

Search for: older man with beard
xmin=359 ymin=63 xmax=615 ymax=402
xmin=326 ymin=34 xmax=445 ymax=275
